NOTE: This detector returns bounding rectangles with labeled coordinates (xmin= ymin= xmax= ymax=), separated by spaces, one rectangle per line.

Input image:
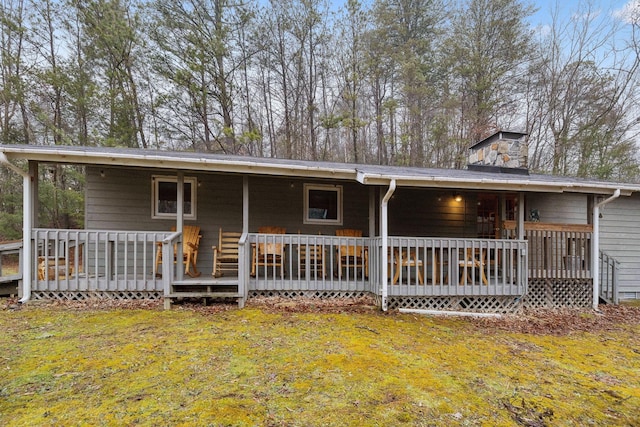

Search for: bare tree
xmin=526 ymin=1 xmax=640 ymax=179
xmin=445 ymin=0 xmax=534 ymax=166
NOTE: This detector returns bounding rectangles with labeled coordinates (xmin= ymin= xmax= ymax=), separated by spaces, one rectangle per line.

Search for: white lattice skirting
xmin=523 ymin=278 xmax=593 ymax=309
xmin=387 ymin=295 xmax=523 ymax=313
xmin=248 ymin=290 xmax=370 ymax=300
xmin=387 ymin=278 xmax=593 ymax=313
xmin=31 ymin=291 xmax=163 ymax=301
xmin=29 ymin=279 xmax=592 ymax=312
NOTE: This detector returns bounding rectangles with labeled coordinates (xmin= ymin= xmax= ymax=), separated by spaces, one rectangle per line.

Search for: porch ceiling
xmin=2 ymin=144 xmax=639 ymax=196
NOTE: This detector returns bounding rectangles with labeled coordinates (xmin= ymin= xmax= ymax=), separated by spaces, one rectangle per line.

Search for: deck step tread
xmin=172 ymin=280 xmax=238 ymax=286
xmin=167 ymin=292 xmax=242 ymax=298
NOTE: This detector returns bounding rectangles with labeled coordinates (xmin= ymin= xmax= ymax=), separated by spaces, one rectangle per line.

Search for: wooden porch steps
xmin=165 ymin=277 xmax=244 ymax=309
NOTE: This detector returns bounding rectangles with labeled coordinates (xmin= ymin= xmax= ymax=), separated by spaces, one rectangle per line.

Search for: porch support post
xmin=380 ymin=179 xmax=396 ymax=311
xmin=31 ymin=161 xmax=39 ymax=228
xmin=242 ymin=176 xmax=249 ymax=234
xmin=517 ymin=193 xmax=525 ymax=240
xmin=176 ymin=172 xmax=184 ymax=281
xmin=593 ymin=189 xmax=620 ymax=309
xmin=238 ymin=176 xmax=249 ymax=307
xmin=21 ymin=162 xmax=36 ymax=302
xmin=368 ymin=187 xmax=375 ymax=238
xmin=0 ymin=154 xmax=33 ymax=303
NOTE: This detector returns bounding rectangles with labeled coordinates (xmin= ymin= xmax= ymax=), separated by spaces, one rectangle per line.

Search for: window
xmin=152 ymin=175 xmax=197 ymax=219
xmin=304 ymin=184 xmax=342 ymax=225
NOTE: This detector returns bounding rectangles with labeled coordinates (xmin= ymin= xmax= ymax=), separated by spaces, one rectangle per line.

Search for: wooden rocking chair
xmin=212 ymin=228 xmax=241 ymax=277
xmin=155 ymin=225 xmax=202 ymax=278
xmin=251 ymin=226 xmax=286 ymax=278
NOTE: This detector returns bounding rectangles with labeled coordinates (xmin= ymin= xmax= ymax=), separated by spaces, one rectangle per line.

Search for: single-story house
xmin=2 ymin=131 xmax=640 ymax=312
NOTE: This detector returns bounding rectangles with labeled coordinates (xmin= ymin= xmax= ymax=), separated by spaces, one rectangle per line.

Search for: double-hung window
xmin=303 ymin=184 xmax=342 ymax=225
xmin=152 ymin=175 xmax=197 ymax=220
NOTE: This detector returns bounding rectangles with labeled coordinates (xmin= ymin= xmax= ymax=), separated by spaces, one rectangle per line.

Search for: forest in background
xmin=1 ymin=0 xmax=640 ymax=239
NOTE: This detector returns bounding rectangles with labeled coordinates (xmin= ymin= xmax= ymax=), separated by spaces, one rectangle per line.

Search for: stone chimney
xmin=467 ymin=131 xmax=528 ymax=175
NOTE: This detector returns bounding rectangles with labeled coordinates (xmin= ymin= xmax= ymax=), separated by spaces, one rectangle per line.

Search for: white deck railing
xmin=33 ymin=229 xmax=528 ymax=298
xmin=373 ymin=237 xmax=528 ymax=297
xmin=246 ymin=233 xmax=374 ymax=294
xmin=33 ymin=229 xmax=171 ymax=292
xmin=245 ymin=233 xmax=527 ymax=297
xmin=599 ymin=251 xmax=619 ymax=304
xmin=504 ymin=221 xmax=593 ymax=279
xmin=0 ymin=241 xmax=22 ymax=284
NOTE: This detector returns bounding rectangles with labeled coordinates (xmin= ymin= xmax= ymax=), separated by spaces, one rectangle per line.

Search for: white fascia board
xmin=4 ymin=146 xmax=639 ymax=195
xmin=1 ymin=147 xmax=356 ymax=181
xmin=356 ymin=172 xmax=637 ymax=195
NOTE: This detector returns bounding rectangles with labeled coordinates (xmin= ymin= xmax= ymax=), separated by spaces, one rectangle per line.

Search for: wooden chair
xmin=335 ymin=229 xmax=368 ymax=279
xmin=431 ymin=249 xmax=448 ymax=284
xmin=390 ymin=249 xmax=424 ymax=285
xmin=299 ymin=239 xmax=326 ymax=278
xmin=212 ymin=228 xmax=242 ymax=277
xmin=155 ymin=225 xmax=202 ymax=278
xmin=251 ymin=226 xmax=286 ymax=278
xmin=459 ymin=247 xmax=488 ymax=285
xmin=37 ymin=244 xmax=83 ymax=281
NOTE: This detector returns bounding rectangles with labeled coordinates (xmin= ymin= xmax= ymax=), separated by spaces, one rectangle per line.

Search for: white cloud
xmin=613 ymin=0 xmax=640 ymax=24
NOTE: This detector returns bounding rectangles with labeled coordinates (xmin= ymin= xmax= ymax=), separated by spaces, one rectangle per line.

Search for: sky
xmin=322 ymin=0 xmax=640 ymax=27
xmin=528 ymin=0 xmax=637 ymax=27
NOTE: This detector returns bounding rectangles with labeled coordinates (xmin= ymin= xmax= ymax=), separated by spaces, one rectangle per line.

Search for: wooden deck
xmin=26 ymin=226 xmax=619 ymax=309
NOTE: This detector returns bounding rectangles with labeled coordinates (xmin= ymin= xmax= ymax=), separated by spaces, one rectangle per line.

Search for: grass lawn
xmin=1 ymin=298 xmax=639 ymax=426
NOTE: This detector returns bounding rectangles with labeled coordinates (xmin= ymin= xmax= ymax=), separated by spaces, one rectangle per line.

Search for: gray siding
xmin=86 ymin=167 xmax=371 ymax=275
xmin=388 ymin=188 xmax=476 ymax=237
xmin=248 ymin=177 xmax=370 ymax=235
xmin=86 ymin=167 xmax=245 ymax=275
xmin=600 ymin=194 xmax=640 ymax=296
xmin=526 ymin=193 xmax=588 ymax=224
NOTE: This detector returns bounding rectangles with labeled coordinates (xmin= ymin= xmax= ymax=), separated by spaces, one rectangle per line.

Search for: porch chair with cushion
xmin=458 ymin=247 xmax=488 ymax=285
xmin=212 ymin=228 xmax=242 ymax=277
xmin=251 ymin=226 xmax=287 ymax=278
xmin=155 ymin=225 xmax=202 ymax=278
xmin=335 ymin=229 xmax=368 ymax=279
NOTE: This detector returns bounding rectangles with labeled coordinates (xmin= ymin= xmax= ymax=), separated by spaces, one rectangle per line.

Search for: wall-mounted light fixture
xmin=454 ymin=193 xmax=463 ymax=202
xmin=100 ymin=169 xmax=105 ymax=178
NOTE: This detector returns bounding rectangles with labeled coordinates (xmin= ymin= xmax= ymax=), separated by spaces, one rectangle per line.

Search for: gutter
xmin=0 ymin=153 xmax=32 ymax=303
xmin=380 ymin=179 xmax=396 ymax=311
xmin=592 ymin=189 xmax=621 ymax=309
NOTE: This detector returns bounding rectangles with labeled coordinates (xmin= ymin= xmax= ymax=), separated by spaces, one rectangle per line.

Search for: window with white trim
xmin=304 ymin=184 xmax=342 ymax=225
xmin=152 ymin=175 xmax=197 ymax=219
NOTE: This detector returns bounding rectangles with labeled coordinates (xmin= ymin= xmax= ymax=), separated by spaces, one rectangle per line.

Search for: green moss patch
xmin=1 ymin=300 xmax=639 ymax=426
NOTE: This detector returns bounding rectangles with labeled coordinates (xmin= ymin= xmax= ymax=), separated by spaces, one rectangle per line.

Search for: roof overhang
xmin=2 ymin=144 xmax=638 ymax=196
xmin=0 ymin=145 xmax=356 ymax=181
xmin=355 ymin=170 xmax=636 ymax=196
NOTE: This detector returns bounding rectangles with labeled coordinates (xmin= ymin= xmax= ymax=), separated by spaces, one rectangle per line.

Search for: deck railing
xmin=0 ymin=241 xmax=22 ymax=284
xmin=599 ymin=251 xmax=619 ymax=304
xmin=503 ymin=221 xmax=593 ymax=279
xmin=246 ymin=233 xmax=527 ymax=297
xmin=33 ymin=229 xmax=171 ymax=292
xmin=246 ymin=233 xmax=374 ymax=294
xmin=376 ymin=237 xmax=528 ymax=297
